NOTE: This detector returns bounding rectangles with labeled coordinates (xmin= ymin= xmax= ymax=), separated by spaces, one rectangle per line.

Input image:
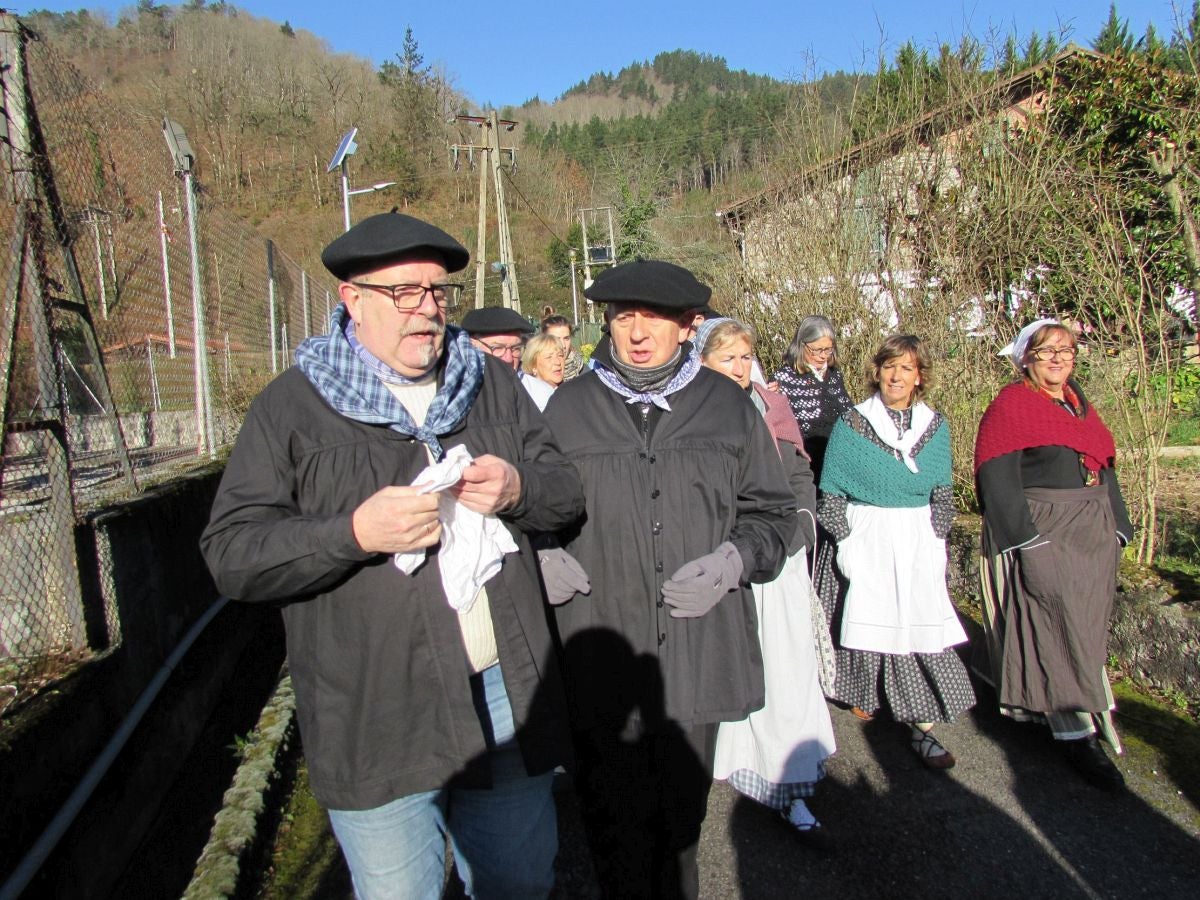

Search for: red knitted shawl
xmin=754 ymin=383 xmax=810 ymax=459
xmin=974 ymin=380 xmax=1116 ymax=475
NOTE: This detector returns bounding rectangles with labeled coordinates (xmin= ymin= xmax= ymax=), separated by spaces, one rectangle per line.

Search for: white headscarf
xmin=693 ymin=317 xmax=734 ymax=357
xmin=999 ymin=317 xmax=1059 ymax=372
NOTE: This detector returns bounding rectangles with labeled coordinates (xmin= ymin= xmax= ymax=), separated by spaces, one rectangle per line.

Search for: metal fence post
xmin=0 ymin=15 xmax=85 ymax=648
xmin=181 ymin=168 xmax=214 ymax=458
xmin=157 ymin=191 xmax=176 ymax=357
xmin=146 ymin=336 xmax=161 ymax=411
xmin=266 ymin=239 xmax=278 ymax=374
xmin=87 ymin=211 xmax=108 ymax=319
xmin=302 ymin=269 xmax=310 ymax=339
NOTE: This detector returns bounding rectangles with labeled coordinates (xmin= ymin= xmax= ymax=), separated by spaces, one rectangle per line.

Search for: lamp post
xmin=345 ymin=181 xmax=397 ymax=230
xmin=162 ymin=118 xmax=215 ymax=458
xmin=326 ymin=128 xmax=397 ymax=231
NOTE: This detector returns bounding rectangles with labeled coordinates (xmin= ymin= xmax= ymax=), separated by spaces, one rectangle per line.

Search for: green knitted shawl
xmin=819 ymin=412 xmax=951 ymax=508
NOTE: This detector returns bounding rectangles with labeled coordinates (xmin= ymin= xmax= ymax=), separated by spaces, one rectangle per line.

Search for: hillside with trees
xmin=19 ymin=2 xmax=1200 ymax=325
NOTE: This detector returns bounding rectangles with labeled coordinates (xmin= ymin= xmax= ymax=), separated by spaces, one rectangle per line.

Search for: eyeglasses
xmin=479 ymin=339 xmax=525 ymax=358
xmin=1029 ymin=346 xmax=1077 ymax=361
xmin=804 ymin=342 xmax=835 ymax=357
xmin=351 ymin=281 xmax=464 ymax=311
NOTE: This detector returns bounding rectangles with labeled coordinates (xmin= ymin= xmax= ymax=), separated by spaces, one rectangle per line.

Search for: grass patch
xmin=1153 ymin=556 xmax=1200 ymax=604
xmin=256 ymin=762 xmax=350 ymax=900
xmin=1167 ymin=415 xmax=1200 ymax=447
xmin=1111 ymin=678 xmax=1200 ymax=826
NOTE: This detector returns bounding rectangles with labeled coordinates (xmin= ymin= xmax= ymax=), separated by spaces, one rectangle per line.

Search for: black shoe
xmin=1060 ymin=735 xmax=1125 ymax=791
xmin=778 ymin=810 xmax=836 ymax=854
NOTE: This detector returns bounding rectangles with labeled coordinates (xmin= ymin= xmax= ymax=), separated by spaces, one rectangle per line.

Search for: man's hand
xmin=662 ymin=542 xmax=743 ymax=618
xmin=538 ymin=548 xmax=591 ymax=605
xmin=352 ymin=486 xmax=441 ymax=554
xmin=450 ymin=454 xmax=521 ymax=515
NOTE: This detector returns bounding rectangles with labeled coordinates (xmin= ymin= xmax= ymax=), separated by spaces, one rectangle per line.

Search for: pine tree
xmin=401 ymin=26 xmax=426 ymax=81
xmin=1023 ymin=31 xmax=1044 ymax=66
xmin=1141 ymin=22 xmax=1165 ymax=62
xmin=1093 ymin=4 xmax=1135 ymax=56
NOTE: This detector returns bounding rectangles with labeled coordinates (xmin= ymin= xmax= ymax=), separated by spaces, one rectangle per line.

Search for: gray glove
xmin=538 ymin=548 xmax=591 ymax=605
xmin=662 ymin=541 xmax=744 ymax=619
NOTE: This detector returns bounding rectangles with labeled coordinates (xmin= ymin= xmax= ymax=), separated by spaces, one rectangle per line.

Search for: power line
xmin=501 ymin=167 xmax=568 ymax=246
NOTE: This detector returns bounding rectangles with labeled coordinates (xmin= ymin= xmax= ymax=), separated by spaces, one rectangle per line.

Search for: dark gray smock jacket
xmin=200 ymin=357 xmax=584 ymax=810
xmin=544 ymin=367 xmax=797 ymax=732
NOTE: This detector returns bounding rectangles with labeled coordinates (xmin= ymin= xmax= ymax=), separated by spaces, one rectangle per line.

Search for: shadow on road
xmin=724 ymin=674 xmax=1199 ymax=899
xmin=976 ymin=684 xmax=1200 ymax=898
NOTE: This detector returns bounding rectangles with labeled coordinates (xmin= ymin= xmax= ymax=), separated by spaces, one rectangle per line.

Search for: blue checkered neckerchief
xmin=593 ymin=349 xmax=702 ymax=412
xmin=295 ymin=303 xmax=484 ymax=460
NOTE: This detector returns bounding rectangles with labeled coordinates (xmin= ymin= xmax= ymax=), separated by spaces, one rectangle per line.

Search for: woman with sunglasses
xmin=975 ymin=319 xmax=1133 ymax=791
xmin=773 ymin=316 xmax=853 ymax=481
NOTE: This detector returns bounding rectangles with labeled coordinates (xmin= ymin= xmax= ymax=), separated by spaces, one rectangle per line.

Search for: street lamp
xmin=347 ymin=181 xmax=397 ymax=202
xmin=326 ymin=129 xmax=397 ymax=232
xmin=162 ymin=118 xmax=215 ymax=458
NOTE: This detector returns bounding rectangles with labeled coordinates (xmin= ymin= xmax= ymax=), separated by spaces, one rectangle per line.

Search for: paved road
xmin=279 ymin=677 xmax=1200 ymax=899
xmin=545 ymin=687 xmax=1199 ymax=899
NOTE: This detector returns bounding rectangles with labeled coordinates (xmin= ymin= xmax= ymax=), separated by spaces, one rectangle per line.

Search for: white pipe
xmin=0 ymin=597 xmax=230 ymax=900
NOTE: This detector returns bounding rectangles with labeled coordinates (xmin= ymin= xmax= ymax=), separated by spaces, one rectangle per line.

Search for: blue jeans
xmin=328 ymin=664 xmax=557 ymax=899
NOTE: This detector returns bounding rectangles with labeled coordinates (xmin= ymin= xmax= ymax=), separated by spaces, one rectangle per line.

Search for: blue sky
xmin=22 ymin=1 xmax=1186 ymax=105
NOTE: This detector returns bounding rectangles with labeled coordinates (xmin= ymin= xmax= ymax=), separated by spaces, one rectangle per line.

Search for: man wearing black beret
xmin=461 ymin=306 xmax=536 ymax=371
xmin=202 ymin=212 xmax=583 ymax=898
xmin=542 ymin=259 xmax=796 ymax=898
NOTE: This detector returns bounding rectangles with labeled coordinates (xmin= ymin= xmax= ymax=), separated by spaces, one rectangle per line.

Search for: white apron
xmin=714 ymin=551 xmax=836 ymax=787
xmin=836 ymin=503 xmax=967 ymax=655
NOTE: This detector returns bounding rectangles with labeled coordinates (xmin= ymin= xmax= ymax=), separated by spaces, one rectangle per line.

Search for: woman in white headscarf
xmin=696 ymin=318 xmax=836 ymax=844
xmin=974 ymin=319 xmax=1132 ymax=791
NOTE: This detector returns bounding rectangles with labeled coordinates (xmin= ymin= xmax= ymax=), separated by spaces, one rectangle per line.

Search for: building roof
xmin=717 ymin=45 xmax=1102 ymax=231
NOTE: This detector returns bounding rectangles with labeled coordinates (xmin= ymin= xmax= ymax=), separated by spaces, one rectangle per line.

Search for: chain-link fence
xmin=1 ymin=15 xmax=336 ymax=715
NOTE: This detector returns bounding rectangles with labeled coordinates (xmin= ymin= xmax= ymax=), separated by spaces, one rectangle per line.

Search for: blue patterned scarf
xmin=295 ymin=304 xmax=484 ymax=460
xmin=594 ymin=349 xmax=703 ymax=411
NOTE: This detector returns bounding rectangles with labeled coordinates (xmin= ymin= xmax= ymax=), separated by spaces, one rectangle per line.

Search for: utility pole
xmin=452 ymin=113 xmax=521 ymax=311
xmin=578 ymin=206 xmax=616 ymax=324
xmin=474 ymin=150 xmax=487 ymax=307
xmin=569 ymin=248 xmax=579 ymax=326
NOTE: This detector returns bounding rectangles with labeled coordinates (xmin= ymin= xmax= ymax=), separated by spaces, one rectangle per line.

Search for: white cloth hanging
xmin=393 ymin=445 xmax=518 ymax=613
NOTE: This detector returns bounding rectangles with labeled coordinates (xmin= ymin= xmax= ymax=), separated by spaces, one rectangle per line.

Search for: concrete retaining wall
xmin=0 ymin=469 xmax=286 ymax=898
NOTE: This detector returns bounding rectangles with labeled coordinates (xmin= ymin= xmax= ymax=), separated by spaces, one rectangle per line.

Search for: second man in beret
xmin=542 ymin=259 xmax=797 ymax=898
xmin=461 ymin=306 xmax=536 ymax=372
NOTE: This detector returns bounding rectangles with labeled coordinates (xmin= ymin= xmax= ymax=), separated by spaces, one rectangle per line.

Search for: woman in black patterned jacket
xmin=772 ymin=315 xmax=853 ymax=481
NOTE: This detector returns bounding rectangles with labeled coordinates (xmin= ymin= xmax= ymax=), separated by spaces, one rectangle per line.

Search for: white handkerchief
xmin=393 ymin=445 xmax=519 ymax=613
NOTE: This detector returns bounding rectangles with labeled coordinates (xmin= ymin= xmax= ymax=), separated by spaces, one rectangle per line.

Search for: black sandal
xmin=911 ymin=729 xmax=956 ymax=770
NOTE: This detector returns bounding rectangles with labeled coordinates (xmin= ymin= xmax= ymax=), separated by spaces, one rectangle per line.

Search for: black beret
xmin=321 ymin=212 xmax=470 ymax=280
xmin=583 ymin=259 xmax=712 ymax=311
xmin=460 ymin=306 xmax=535 ymax=336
